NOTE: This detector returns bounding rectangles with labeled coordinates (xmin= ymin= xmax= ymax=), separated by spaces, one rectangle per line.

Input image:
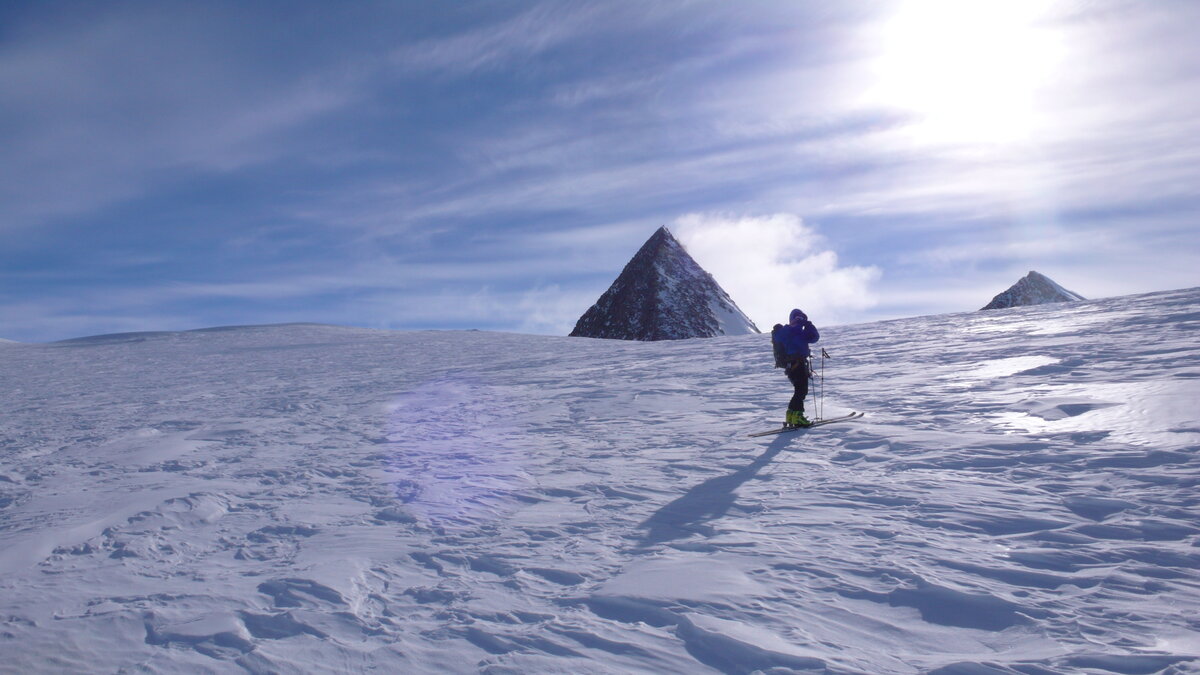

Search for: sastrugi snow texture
xmin=2 ymin=287 xmax=1199 ymax=673
xmin=570 ymin=226 xmax=759 ymax=340
xmin=982 ymin=270 xmax=1086 ymax=310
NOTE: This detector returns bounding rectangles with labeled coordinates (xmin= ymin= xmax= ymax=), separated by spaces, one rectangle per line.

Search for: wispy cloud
xmin=0 ymin=5 xmax=361 ymax=232
xmin=2 ymin=1 xmax=1198 ymax=342
xmin=389 ymin=3 xmax=608 ymax=76
xmin=673 ymin=213 xmax=881 ymax=328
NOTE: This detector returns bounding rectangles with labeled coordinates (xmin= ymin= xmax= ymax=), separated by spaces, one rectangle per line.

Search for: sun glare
xmin=870 ymin=0 xmax=1064 ymax=145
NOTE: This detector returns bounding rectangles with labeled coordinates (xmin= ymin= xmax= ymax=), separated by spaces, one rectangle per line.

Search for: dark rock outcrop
xmin=570 ymin=227 xmax=759 ymax=340
xmin=982 ymin=271 xmax=1085 ymax=310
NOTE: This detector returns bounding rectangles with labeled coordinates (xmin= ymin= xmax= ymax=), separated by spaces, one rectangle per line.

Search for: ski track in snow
xmin=1 ymin=290 xmax=1199 ymax=673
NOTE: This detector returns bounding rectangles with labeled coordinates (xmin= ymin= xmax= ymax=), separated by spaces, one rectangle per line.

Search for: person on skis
xmin=772 ymin=308 xmax=820 ymax=428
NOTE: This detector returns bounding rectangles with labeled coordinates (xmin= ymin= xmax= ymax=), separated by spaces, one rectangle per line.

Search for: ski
xmin=748 ymin=412 xmax=864 ymax=437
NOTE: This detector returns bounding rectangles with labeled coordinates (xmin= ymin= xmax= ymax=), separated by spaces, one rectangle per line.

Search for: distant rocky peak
xmin=981 ymin=271 xmax=1086 ymax=311
xmin=569 ymin=226 xmax=759 ymax=340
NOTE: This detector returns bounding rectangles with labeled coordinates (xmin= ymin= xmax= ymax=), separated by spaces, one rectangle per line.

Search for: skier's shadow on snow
xmin=636 ymin=434 xmax=793 ymax=548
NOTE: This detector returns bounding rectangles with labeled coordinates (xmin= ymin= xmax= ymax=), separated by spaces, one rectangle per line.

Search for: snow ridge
xmin=982 ymin=270 xmax=1085 ymax=310
xmin=570 ymin=226 xmax=759 ymax=340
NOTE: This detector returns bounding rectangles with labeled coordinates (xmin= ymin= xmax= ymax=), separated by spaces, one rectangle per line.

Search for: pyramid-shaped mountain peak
xmin=570 ymin=226 xmax=759 ymax=340
xmin=981 ymin=271 xmax=1086 ymax=310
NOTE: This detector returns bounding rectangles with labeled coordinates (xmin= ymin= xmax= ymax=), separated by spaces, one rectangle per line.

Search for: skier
xmin=771 ymin=308 xmax=820 ymax=428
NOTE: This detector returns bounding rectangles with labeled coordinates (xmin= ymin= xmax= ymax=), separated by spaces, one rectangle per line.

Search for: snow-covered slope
xmin=982 ymin=271 xmax=1086 ymax=310
xmin=571 ymin=226 xmax=759 ymax=340
xmin=2 ymin=288 xmax=1199 ymax=673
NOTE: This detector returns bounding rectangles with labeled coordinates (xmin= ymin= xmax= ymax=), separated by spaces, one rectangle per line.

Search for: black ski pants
xmin=785 ymin=359 xmax=810 ymax=413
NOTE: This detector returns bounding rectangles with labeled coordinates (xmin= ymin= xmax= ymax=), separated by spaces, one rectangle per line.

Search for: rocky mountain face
xmin=982 ymin=271 xmax=1086 ymax=310
xmin=570 ymin=227 xmax=759 ymax=340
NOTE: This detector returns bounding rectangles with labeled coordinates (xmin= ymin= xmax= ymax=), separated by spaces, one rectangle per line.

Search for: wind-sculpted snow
xmin=1 ymin=289 xmax=1199 ymax=673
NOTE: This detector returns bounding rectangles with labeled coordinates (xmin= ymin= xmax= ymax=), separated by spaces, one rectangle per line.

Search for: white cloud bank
xmin=672 ymin=213 xmax=880 ymax=329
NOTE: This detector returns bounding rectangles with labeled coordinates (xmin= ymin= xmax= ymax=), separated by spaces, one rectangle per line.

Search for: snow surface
xmin=2 ymin=288 xmax=1199 ymax=673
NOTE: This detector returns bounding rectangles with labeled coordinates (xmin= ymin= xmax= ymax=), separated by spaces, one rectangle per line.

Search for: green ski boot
xmin=786 ymin=410 xmax=811 ymax=429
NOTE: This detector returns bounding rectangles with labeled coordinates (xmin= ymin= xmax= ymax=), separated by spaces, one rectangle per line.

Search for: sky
xmin=2 ymin=0 xmax=1199 ymax=342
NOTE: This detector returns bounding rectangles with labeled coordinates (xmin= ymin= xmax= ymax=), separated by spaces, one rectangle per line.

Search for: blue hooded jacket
xmin=773 ymin=309 xmax=819 ymax=362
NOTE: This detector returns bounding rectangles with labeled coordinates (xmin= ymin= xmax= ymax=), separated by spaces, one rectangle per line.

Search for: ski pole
xmin=818 ymin=352 xmax=824 ymax=421
xmin=808 ymin=355 xmax=819 ymax=422
xmin=820 ymin=348 xmax=831 ymax=421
